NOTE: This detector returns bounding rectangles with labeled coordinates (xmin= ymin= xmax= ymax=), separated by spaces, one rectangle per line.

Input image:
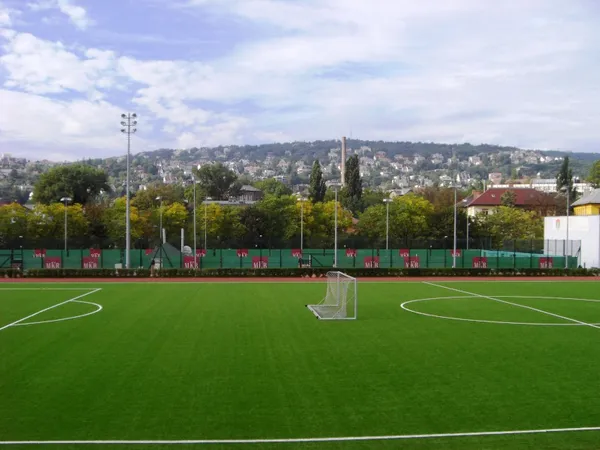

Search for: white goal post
xmin=306 ymin=271 xmax=357 ymax=320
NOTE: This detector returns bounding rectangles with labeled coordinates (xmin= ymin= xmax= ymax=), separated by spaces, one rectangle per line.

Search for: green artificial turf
xmin=1 ymin=281 xmax=600 ymax=449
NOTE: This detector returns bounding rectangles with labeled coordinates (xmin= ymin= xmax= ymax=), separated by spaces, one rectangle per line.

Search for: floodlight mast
xmin=121 ymin=113 xmax=137 ymax=269
xmin=331 ymin=183 xmax=341 ymax=267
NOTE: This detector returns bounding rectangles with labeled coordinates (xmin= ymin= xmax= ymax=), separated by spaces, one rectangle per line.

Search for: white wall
xmin=544 ymin=216 xmax=600 ymax=268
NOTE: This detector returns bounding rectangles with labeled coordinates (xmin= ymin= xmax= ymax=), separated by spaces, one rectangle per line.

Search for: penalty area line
xmin=0 ymin=288 xmax=102 ymax=332
xmin=2 ymin=426 xmax=600 ymax=445
xmin=423 ymin=282 xmax=600 ymax=330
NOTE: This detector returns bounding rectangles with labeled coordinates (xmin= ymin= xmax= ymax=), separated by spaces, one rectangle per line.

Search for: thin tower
xmin=341 ymin=136 xmax=347 ymax=186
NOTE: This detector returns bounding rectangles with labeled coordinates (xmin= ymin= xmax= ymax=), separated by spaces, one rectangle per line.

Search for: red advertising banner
xmin=183 ymin=255 xmax=198 ymax=269
xmin=237 ymin=249 xmax=249 ymax=258
xmin=472 ymin=257 xmax=488 ymax=268
xmin=252 ymin=256 xmax=268 ymax=268
xmin=291 ymin=249 xmax=303 ymax=258
xmin=44 ymin=257 xmax=61 ymax=269
xmin=404 ymin=256 xmax=420 ymax=268
xmin=196 ymin=249 xmax=206 ymax=258
xmin=82 ymin=257 xmax=99 ymax=269
xmin=90 ymin=248 xmax=101 ymax=258
xmin=33 ymin=249 xmax=46 ymax=258
xmin=539 ymin=257 xmax=554 ymax=269
xmin=346 ymin=248 xmax=357 ymax=257
xmin=451 ymin=249 xmax=462 ymax=257
xmin=364 ymin=256 xmax=380 ymax=268
xmin=399 ymin=249 xmax=410 ymax=257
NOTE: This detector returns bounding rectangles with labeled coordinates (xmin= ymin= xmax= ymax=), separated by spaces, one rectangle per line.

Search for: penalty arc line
xmin=2 ymin=426 xmax=600 ymax=445
xmin=423 ymin=282 xmax=600 ymax=330
xmin=12 ymin=301 xmax=103 ymax=327
xmin=0 ymin=288 xmax=102 ymax=332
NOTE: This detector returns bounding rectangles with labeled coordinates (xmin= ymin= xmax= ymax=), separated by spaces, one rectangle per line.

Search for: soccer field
xmin=2 ymin=280 xmax=600 ymax=450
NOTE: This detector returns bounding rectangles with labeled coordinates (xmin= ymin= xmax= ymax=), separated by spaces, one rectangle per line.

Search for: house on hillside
xmin=236 ymin=185 xmax=263 ymax=203
xmin=572 ymin=189 xmax=600 ymax=216
xmin=465 ymin=188 xmax=558 ymax=217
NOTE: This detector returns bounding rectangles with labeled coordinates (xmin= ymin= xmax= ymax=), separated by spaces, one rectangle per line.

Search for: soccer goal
xmin=306 ymin=271 xmax=357 ymax=320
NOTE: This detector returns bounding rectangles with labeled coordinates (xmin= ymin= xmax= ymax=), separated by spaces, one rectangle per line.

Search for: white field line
xmin=423 ymin=282 xmax=600 ymax=330
xmin=0 ymin=288 xmax=100 ymax=291
xmin=0 ymin=289 xmax=102 ymax=332
xmin=1 ymin=280 xmax=599 ymax=286
xmin=12 ymin=301 xmax=103 ymax=327
xmin=2 ymin=426 xmax=600 ymax=445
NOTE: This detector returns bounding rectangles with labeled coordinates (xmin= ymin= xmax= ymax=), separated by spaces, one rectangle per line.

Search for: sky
xmin=0 ymin=0 xmax=599 ymax=161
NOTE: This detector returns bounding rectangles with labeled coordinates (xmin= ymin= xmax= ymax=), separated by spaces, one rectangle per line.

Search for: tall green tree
xmin=309 ymin=161 xmax=326 ymax=203
xmin=194 ymin=163 xmax=241 ymax=200
xmin=556 ymin=157 xmax=577 ymax=199
xmin=588 ymin=159 xmax=600 ymax=188
xmin=342 ymin=155 xmax=363 ymax=214
xmin=33 ymin=164 xmax=110 ymax=205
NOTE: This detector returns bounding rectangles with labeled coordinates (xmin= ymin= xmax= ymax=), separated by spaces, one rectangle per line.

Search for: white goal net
xmin=306 ymin=271 xmax=357 ymax=320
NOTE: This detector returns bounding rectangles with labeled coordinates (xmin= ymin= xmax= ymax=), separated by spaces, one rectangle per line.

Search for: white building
xmin=544 ymin=215 xmax=599 ymax=268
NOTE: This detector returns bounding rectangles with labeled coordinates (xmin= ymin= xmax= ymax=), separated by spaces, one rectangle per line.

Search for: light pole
xmin=60 ymin=197 xmax=72 ymax=254
xmin=192 ymin=177 xmax=197 ymax=262
xmin=331 ymin=183 xmax=341 ymax=268
xmin=564 ymin=186 xmax=571 ymax=269
xmin=383 ymin=198 xmax=392 ymax=250
xmin=466 ymin=219 xmax=471 ymax=250
xmin=156 ymin=196 xmax=163 ymax=245
xmin=121 ymin=113 xmax=137 ymax=269
xmin=204 ymin=197 xmax=213 ymax=250
xmin=297 ymin=196 xmax=307 ymax=252
xmin=452 ymin=184 xmax=458 ymax=269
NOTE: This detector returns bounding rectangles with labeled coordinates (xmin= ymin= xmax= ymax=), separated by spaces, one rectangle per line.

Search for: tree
xmin=309 ymin=160 xmax=326 ymax=203
xmin=0 ymin=203 xmax=28 ymax=247
xmin=556 ymin=157 xmax=577 ymax=199
xmin=194 ymin=163 xmax=241 ymax=200
xmin=309 ymin=200 xmax=353 ymax=246
xmin=26 ymin=203 xmax=88 ymax=244
xmin=253 ymin=179 xmax=292 ymax=197
xmin=358 ymin=194 xmax=434 ymax=244
xmin=244 ymin=195 xmax=299 ymax=246
xmin=342 ymin=155 xmax=363 ymax=214
xmin=361 ymin=188 xmax=386 ymax=210
xmin=161 ymin=202 xmax=189 ymax=239
xmin=103 ymin=198 xmax=147 ymax=246
xmin=501 ymin=190 xmax=517 ymax=207
xmin=133 ymin=184 xmax=185 ymax=211
xmin=33 ymin=164 xmax=110 ymax=205
xmin=476 ymin=207 xmax=543 ymax=247
xmin=588 ymin=160 xmax=600 ymax=188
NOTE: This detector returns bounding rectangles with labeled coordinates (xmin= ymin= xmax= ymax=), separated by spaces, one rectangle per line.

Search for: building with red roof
xmin=466 ymin=187 xmax=558 ymax=217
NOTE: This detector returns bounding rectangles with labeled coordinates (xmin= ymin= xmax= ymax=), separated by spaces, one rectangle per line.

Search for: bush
xmin=0 ymin=267 xmax=599 ymax=278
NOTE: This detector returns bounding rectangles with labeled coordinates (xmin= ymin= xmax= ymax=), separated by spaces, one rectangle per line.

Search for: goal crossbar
xmin=306 ymin=271 xmax=357 ymax=320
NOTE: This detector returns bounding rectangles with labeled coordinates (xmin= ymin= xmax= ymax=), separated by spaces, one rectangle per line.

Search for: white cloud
xmin=28 ymin=0 xmax=91 ymax=30
xmin=1 ymin=0 xmax=600 ymax=159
